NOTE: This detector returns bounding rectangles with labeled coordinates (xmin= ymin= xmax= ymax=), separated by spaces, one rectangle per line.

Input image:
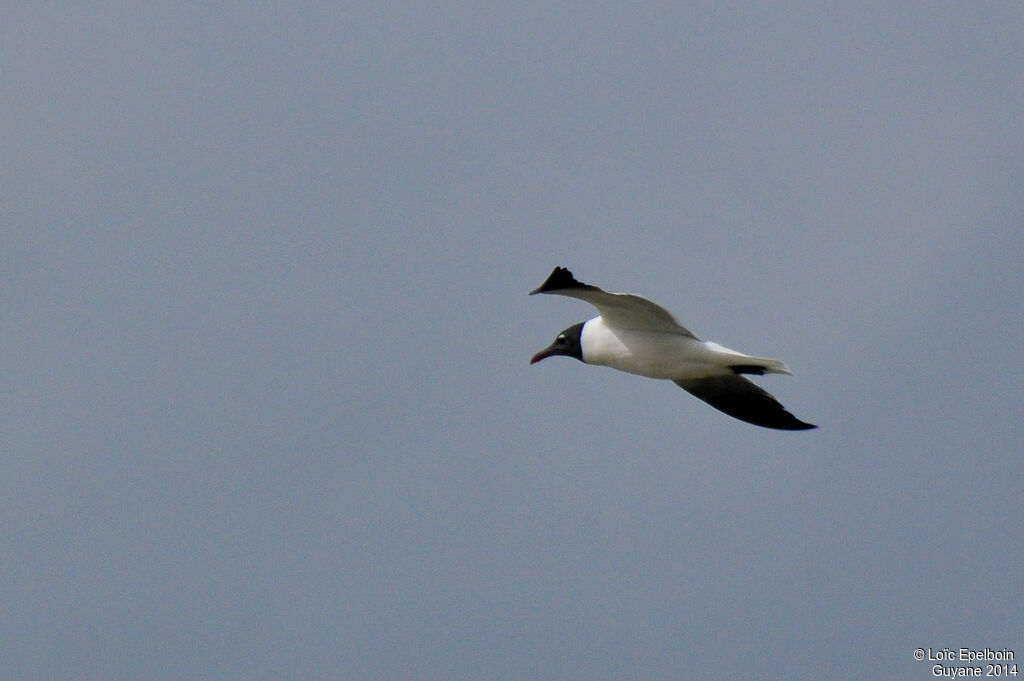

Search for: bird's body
xmin=529 ymin=267 xmax=817 ymax=431
xmin=579 ymin=317 xmax=790 ymax=380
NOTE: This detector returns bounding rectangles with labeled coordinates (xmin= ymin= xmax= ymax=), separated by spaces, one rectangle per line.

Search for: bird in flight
xmin=529 ymin=267 xmax=817 ymax=430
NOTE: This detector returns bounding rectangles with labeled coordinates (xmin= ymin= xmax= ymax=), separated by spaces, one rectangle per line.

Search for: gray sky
xmin=3 ymin=4 xmax=1022 ymax=680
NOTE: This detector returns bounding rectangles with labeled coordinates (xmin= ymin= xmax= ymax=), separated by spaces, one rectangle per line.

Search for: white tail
xmin=703 ymin=342 xmax=793 ymax=375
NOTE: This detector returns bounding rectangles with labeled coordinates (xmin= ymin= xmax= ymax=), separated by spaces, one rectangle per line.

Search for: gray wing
xmin=529 ymin=267 xmax=696 ymax=337
xmin=673 ymin=375 xmax=817 ymax=430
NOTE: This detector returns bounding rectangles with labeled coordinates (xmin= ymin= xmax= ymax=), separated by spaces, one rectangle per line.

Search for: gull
xmin=529 ymin=267 xmax=817 ymax=430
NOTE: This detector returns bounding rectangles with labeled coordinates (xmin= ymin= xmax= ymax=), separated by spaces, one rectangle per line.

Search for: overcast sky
xmin=3 ymin=4 xmax=1022 ymax=680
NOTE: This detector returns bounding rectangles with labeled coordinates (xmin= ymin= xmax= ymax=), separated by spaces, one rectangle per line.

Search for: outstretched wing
xmin=673 ymin=374 xmax=817 ymax=430
xmin=529 ymin=266 xmax=696 ymax=337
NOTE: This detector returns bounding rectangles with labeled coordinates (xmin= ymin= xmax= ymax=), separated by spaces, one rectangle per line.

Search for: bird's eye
xmin=557 ymin=334 xmax=566 ymax=343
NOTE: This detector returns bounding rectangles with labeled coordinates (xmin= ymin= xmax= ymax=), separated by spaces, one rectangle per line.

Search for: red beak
xmin=529 ymin=349 xmax=554 ymax=365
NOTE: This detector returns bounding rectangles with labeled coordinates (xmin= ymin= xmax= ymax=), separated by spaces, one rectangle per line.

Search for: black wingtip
xmin=740 ymin=415 xmax=818 ymax=431
xmin=674 ymin=376 xmax=819 ymax=431
xmin=762 ymin=412 xmax=818 ymax=431
xmin=529 ymin=266 xmax=595 ymax=295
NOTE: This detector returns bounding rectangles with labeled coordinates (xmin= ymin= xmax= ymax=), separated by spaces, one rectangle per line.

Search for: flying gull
xmin=529 ymin=267 xmax=817 ymax=430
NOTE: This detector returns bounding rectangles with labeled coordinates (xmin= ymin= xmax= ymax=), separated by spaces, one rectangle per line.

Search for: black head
xmin=530 ymin=322 xmax=585 ymax=364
